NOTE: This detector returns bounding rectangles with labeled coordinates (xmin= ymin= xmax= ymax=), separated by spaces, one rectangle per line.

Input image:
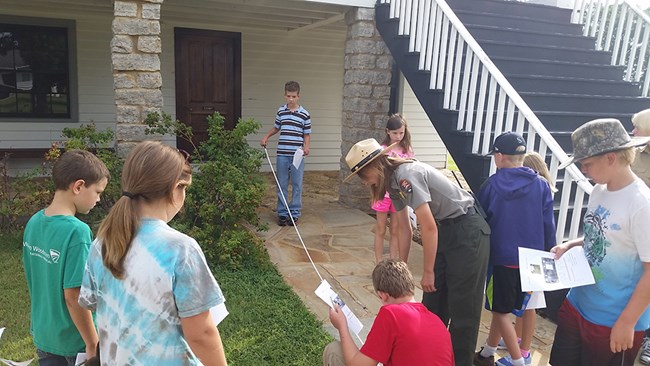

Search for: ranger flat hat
xmin=344 ymin=138 xmax=398 ymax=183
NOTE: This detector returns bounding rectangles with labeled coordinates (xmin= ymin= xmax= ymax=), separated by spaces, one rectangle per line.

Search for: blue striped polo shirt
xmin=274 ymin=104 xmax=311 ymax=156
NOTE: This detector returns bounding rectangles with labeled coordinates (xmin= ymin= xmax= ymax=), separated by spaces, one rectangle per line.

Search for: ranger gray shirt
xmin=388 ymin=161 xmax=474 ymax=220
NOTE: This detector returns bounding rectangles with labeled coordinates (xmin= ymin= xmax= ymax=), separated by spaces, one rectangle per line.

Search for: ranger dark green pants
xmin=423 ymin=213 xmax=490 ymax=366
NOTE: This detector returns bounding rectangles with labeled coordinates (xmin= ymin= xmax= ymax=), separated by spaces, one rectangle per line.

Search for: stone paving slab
xmin=258 ymin=172 xmax=646 ymax=365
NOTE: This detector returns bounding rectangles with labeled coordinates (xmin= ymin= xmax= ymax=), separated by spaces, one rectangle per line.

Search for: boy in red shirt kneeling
xmin=323 ymin=259 xmax=454 ymax=366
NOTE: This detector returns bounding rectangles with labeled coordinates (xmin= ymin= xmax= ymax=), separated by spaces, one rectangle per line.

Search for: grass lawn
xmin=447 ymin=153 xmax=459 ymax=172
xmin=0 ymin=230 xmax=332 ymax=365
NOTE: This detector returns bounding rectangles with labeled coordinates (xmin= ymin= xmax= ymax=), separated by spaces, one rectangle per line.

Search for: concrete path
xmin=256 ymin=171 xmax=645 ymax=366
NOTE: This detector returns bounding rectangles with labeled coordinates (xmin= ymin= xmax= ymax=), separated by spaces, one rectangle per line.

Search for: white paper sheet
xmin=519 ymin=246 xmax=595 ymax=292
xmin=526 ymin=291 xmax=546 ymax=310
xmin=407 ymin=206 xmax=417 ymax=230
xmin=0 ymin=328 xmax=34 ymax=366
xmin=210 ymin=302 xmax=229 ymax=326
xmin=315 ymin=280 xmax=364 ymax=336
xmin=74 ymin=353 xmax=87 ymax=366
xmin=292 ymin=147 xmax=304 ymax=169
xmin=0 ymin=359 xmax=34 ymax=366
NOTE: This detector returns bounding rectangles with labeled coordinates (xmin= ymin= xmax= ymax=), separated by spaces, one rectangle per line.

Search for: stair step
xmin=447 ymin=0 xmax=572 ymax=23
xmin=402 ymin=51 xmax=627 ymax=82
xmin=480 ymin=40 xmax=612 ymax=64
xmin=466 ymin=24 xmax=597 ymax=50
xmin=534 ymin=111 xmax=635 ymax=131
xmin=520 ymin=93 xmax=650 ymax=113
xmin=504 ymin=74 xmax=640 ymax=96
xmin=408 ymin=66 xmax=640 ymax=96
xmin=489 ymin=56 xmax=626 ymax=80
xmin=454 ymin=9 xmax=584 ymax=35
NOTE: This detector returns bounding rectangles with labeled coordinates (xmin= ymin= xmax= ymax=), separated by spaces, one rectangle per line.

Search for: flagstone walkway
xmin=256 ymin=171 xmax=645 ymax=366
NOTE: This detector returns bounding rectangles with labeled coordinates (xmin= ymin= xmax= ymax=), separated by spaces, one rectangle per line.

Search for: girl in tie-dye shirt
xmin=79 ymin=141 xmax=227 ymax=366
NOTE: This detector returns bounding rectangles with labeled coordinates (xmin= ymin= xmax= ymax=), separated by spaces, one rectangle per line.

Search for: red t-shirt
xmin=360 ymin=302 xmax=454 ymax=366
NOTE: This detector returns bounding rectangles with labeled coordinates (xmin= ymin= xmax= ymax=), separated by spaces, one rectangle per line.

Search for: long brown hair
xmin=359 ymin=155 xmax=413 ymax=203
xmin=97 ymin=141 xmax=192 ymax=279
xmin=381 ymin=114 xmax=412 ymax=155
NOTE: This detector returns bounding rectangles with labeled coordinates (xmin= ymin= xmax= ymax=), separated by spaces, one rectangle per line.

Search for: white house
xmin=0 ymin=0 xmax=447 ymax=182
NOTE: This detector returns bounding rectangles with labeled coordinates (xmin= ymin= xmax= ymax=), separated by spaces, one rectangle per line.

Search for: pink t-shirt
xmin=360 ymin=302 xmax=454 ymax=366
xmin=371 ymin=145 xmax=415 ymax=212
xmin=385 ymin=144 xmax=414 ymax=159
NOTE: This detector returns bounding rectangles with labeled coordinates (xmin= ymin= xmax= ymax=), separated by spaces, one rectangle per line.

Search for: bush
xmin=0 ymin=124 xmax=120 ymax=230
xmin=146 ymin=112 xmax=269 ymax=269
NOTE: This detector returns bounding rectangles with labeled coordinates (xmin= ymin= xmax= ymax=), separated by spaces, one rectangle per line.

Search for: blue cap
xmin=490 ymin=132 xmax=526 ymax=155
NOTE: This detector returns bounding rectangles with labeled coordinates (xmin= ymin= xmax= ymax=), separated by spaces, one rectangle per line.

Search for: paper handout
xmin=292 ymin=147 xmax=304 ymax=169
xmin=210 ymin=302 xmax=229 ymax=326
xmin=518 ymin=247 xmax=595 ymax=292
xmin=74 ymin=353 xmax=87 ymax=366
xmin=315 ymin=280 xmax=364 ymax=336
xmin=0 ymin=328 xmax=34 ymax=366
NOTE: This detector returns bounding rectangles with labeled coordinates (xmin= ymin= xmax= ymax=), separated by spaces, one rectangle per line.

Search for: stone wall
xmin=338 ymin=8 xmax=393 ymax=210
xmin=112 ymin=0 xmax=163 ymax=156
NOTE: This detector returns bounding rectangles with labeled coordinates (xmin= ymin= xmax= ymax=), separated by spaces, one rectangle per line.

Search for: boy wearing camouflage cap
xmin=550 ymin=119 xmax=650 ymax=366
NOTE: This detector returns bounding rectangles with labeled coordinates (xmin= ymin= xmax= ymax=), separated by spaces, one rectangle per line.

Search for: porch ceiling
xmin=2 ymin=0 xmax=357 ymax=33
xmin=165 ymin=0 xmax=353 ymax=32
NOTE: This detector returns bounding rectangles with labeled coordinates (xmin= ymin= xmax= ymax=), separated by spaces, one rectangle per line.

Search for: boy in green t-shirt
xmin=22 ymin=150 xmax=109 ymax=365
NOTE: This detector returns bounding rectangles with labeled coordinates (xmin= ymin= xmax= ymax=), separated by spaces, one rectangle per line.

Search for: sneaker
xmin=640 ymin=337 xmax=650 ymax=365
xmin=497 ymin=338 xmax=507 ymax=350
xmin=497 ymin=338 xmax=520 ymax=350
xmin=473 ymin=348 xmax=495 ymax=366
xmin=287 ymin=218 xmax=298 ymax=226
xmin=495 ymin=353 xmax=531 ymax=366
xmin=278 ymin=216 xmax=288 ymax=226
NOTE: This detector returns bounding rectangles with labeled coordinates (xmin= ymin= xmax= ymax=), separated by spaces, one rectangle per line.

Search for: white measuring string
xmin=263 ymin=147 xmax=365 ymax=345
xmin=263 ymin=147 xmax=324 ymax=282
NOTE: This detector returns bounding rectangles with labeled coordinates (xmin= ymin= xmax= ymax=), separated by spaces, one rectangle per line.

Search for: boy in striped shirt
xmin=261 ymin=81 xmax=311 ymax=226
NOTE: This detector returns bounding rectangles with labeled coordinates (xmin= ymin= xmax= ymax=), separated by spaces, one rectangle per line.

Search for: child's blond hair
xmin=524 ymin=152 xmax=557 ymax=193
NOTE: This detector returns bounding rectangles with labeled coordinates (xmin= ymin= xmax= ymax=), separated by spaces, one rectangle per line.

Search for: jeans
xmin=276 ymin=154 xmax=304 ymax=218
xmin=37 ymin=349 xmax=77 ymax=366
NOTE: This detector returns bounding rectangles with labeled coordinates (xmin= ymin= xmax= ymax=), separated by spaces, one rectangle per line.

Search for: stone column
xmin=338 ymin=8 xmax=393 ymax=210
xmin=112 ymin=0 xmax=163 ymax=156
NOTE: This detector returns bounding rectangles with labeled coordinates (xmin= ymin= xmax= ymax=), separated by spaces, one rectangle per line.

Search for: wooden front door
xmin=174 ymin=28 xmax=241 ymax=153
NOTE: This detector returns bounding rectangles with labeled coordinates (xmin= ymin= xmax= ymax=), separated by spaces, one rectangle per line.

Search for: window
xmin=0 ymin=23 xmax=70 ymax=118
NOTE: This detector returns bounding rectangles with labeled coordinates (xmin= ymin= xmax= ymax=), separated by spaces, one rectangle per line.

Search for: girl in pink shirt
xmin=371 ymin=114 xmax=415 ymax=263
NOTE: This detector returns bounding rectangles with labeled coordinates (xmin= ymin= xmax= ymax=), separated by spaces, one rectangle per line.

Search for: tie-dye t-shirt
xmin=79 ymin=219 xmax=224 ymax=365
xmin=567 ymin=179 xmax=650 ymax=330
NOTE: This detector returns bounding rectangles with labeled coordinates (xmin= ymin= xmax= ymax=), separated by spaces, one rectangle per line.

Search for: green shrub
xmin=0 ymin=155 xmax=53 ymax=229
xmin=146 ymin=112 xmax=269 ymax=269
xmin=0 ymin=124 xmax=120 ymax=230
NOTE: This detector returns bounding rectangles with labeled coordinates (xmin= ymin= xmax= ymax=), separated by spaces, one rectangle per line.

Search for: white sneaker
xmin=640 ymin=337 xmax=650 ymax=365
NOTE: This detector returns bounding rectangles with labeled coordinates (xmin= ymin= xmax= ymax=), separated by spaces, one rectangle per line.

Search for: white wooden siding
xmin=399 ymin=75 xmax=447 ymax=168
xmin=160 ymin=18 xmax=347 ymax=171
xmin=1 ymin=2 xmax=446 ymax=175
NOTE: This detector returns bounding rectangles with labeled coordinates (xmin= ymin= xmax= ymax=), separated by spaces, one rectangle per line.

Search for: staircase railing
xmin=572 ymin=0 xmax=650 ymax=96
xmin=379 ymin=0 xmax=594 ymax=242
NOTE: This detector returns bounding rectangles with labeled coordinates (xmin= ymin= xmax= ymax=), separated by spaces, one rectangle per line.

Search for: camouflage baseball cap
xmin=559 ymin=118 xmax=650 ymax=169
